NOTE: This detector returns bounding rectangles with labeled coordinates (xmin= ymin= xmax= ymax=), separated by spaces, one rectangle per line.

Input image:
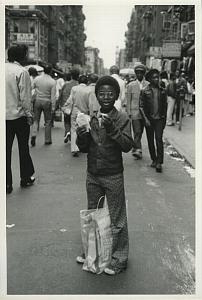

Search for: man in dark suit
xmin=139 ymin=69 xmax=167 ymax=173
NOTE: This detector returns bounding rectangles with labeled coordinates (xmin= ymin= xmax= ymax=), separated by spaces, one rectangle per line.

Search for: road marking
xmin=6 ymin=224 xmax=15 ymax=228
xmin=145 ymin=177 xmax=159 ymax=187
xmin=59 ymin=228 xmax=67 ymax=232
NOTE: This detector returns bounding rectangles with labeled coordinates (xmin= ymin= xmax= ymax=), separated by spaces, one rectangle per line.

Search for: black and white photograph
xmin=1 ymin=0 xmax=202 ymax=297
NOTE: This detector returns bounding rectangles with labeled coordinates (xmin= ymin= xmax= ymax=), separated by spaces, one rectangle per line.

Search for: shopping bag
xmin=80 ymin=196 xmax=113 ymax=274
xmin=54 ymin=108 xmax=62 ymax=122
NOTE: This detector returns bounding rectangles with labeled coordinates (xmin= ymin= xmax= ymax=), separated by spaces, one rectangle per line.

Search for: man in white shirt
xmin=31 ymin=65 xmax=56 ymax=146
xmin=6 ymin=45 xmax=35 ymax=194
xmin=109 ymin=65 xmax=126 ymax=111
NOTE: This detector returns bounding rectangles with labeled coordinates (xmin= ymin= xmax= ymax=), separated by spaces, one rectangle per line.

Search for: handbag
xmin=80 ymin=196 xmax=113 ymax=274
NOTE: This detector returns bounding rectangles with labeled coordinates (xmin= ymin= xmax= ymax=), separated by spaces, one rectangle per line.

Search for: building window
xmin=14 ymin=25 xmax=18 ymax=33
xmin=20 ymin=19 xmax=29 ymax=33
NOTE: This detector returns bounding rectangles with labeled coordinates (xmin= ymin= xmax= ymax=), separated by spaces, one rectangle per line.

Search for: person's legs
xmin=31 ymin=100 xmax=42 ymax=145
xmin=71 ymin=108 xmax=79 ymax=155
xmin=100 ymin=173 xmax=128 ymax=272
xmin=145 ymin=124 xmax=156 ymax=163
xmin=167 ymin=96 xmax=175 ymax=125
xmin=154 ymin=119 xmax=165 ymax=165
xmin=64 ymin=113 xmax=71 ymax=143
xmin=132 ymin=119 xmax=144 ymax=158
xmin=86 ymin=172 xmax=105 ymax=209
xmin=175 ymin=97 xmax=180 ymax=122
xmin=43 ymin=101 xmax=52 ymax=144
xmin=64 ymin=114 xmax=71 ymax=135
xmin=6 ymin=120 xmax=16 ymax=189
xmin=15 ymin=117 xmax=35 ymax=181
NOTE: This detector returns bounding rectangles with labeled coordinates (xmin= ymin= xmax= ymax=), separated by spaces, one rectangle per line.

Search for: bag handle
xmin=96 ymin=196 xmax=105 ymax=210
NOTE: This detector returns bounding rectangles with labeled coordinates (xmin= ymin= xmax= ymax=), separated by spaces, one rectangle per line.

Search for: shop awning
xmin=187 ymin=44 xmax=195 ymax=56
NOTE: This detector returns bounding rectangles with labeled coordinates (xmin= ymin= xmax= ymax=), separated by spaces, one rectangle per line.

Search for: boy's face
xmin=97 ymin=85 xmax=116 ymax=113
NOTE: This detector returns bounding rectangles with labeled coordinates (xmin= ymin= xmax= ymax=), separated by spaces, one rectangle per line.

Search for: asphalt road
xmin=6 ymin=119 xmax=195 ymax=295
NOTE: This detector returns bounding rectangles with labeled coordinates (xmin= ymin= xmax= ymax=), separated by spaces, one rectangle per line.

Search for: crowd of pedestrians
xmin=5 ymin=44 xmax=195 ymax=195
xmin=5 ymin=44 xmax=195 ymax=276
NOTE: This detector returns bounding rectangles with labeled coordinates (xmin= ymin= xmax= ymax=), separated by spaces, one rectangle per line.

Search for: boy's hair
xmin=95 ymin=75 xmax=120 ymax=100
xmin=7 ymin=44 xmax=28 ymax=63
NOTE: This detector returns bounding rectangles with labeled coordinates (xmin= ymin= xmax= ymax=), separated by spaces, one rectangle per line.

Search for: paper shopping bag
xmin=80 ymin=196 xmax=113 ymax=274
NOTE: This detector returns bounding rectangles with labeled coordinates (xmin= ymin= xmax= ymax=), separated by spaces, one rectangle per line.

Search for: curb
xmin=164 ymin=135 xmax=195 ymax=169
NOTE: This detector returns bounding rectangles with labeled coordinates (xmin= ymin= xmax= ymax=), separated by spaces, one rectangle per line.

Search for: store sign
xmin=162 ymin=42 xmax=181 ymax=58
xmin=16 ymin=33 xmax=35 ymax=44
xmin=149 ymin=47 xmax=162 ymax=58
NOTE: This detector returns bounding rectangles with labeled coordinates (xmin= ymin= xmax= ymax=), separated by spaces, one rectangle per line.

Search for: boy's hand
xmin=76 ymin=125 xmax=88 ymax=137
xmin=102 ymin=115 xmax=114 ymax=131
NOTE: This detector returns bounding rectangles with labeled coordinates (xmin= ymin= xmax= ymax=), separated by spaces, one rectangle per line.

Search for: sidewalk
xmin=164 ymin=115 xmax=195 ymax=168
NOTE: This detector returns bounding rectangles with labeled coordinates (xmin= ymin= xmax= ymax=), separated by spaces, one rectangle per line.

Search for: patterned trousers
xmin=86 ymin=172 xmax=129 ymax=271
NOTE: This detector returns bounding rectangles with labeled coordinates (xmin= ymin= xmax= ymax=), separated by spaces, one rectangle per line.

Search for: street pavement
xmin=6 ymin=119 xmax=195 ymax=295
xmin=164 ymin=115 xmax=195 ymax=168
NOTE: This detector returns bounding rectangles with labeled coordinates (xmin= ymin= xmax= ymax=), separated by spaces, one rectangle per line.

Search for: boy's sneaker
xmin=104 ymin=265 xmax=124 ymax=275
xmin=76 ymin=254 xmax=85 ymax=264
xmin=104 ymin=267 xmax=116 ymax=275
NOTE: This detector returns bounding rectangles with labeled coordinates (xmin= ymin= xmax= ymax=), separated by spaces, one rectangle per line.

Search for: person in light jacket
xmin=126 ymin=64 xmax=149 ymax=159
xmin=6 ymin=45 xmax=35 ymax=194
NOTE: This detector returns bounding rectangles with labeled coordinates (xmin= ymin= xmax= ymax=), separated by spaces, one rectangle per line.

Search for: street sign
xmin=162 ymin=42 xmax=181 ymax=58
xmin=16 ymin=33 xmax=35 ymax=44
xmin=149 ymin=47 xmax=162 ymax=58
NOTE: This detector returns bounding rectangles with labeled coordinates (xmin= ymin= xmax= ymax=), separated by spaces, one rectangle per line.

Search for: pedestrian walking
xmin=174 ymin=69 xmax=188 ymax=124
xmin=140 ymin=69 xmax=167 ymax=173
xmin=56 ymin=73 xmax=65 ymax=101
xmin=184 ymin=76 xmax=193 ymax=116
xmin=28 ymin=67 xmax=39 ymax=133
xmin=160 ymin=71 xmax=169 ymax=88
xmin=31 ymin=64 xmax=56 ymax=146
xmin=76 ymin=75 xmax=133 ymax=275
xmin=166 ymin=72 xmax=176 ymax=126
xmin=87 ymin=73 xmax=100 ymax=116
xmin=6 ymin=45 xmax=35 ymax=194
xmin=67 ymin=75 xmax=90 ymax=157
xmin=58 ymin=69 xmax=80 ymax=143
xmin=110 ymin=65 xmax=126 ymax=111
xmin=126 ymin=63 xmax=149 ymax=159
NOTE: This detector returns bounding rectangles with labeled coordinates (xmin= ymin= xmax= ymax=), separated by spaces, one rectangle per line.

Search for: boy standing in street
xmin=76 ymin=76 xmax=133 ymax=275
xmin=126 ymin=64 xmax=149 ymax=159
xmin=140 ymin=69 xmax=167 ymax=173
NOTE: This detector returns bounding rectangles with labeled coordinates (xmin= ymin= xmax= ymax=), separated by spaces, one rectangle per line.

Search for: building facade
xmin=125 ymin=5 xmax=195 ymax=75
xmin=5 ymin=5 xmax=86 ymax=70
xmin=85 ymin=46 xmax=104 ymax=75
